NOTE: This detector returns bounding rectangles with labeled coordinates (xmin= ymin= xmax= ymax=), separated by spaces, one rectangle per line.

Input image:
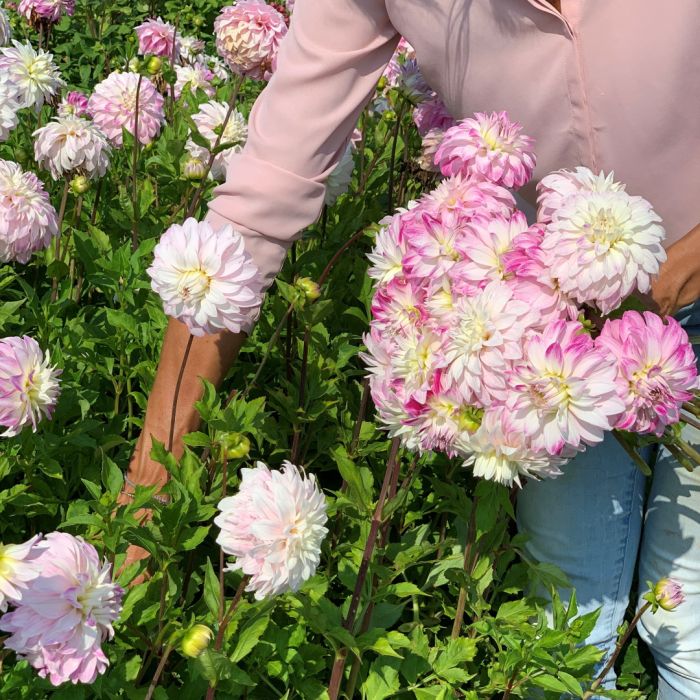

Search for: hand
xmin=650 ymin=223 xmax=700 ymax=316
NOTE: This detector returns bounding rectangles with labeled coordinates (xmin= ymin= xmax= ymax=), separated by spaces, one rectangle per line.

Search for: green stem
xmin=131 ymin=75 xmax=143 ymax=252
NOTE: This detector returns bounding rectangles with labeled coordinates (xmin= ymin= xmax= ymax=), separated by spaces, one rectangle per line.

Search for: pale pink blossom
xmin=423 ymin=174 xmax=515 ymax=218
xmin=416 ymin=128 xmax=444 ymax=172
xmin=508 ymin=320 xmax=624 ymax=455
xmin=0 ymin=5 xmax=11 ymax=45
xmin=367 ymin=213 xmax=408 ymax=286
xmin=540 ymin=188 xmax=666 ymax=314
xmin=0 ymin=335 xmax=61 ymax=436
xmin=390 ymin=327 xmax=447 ymax=404
xmin=135 ymin=17 xmax=179 ymax=59
xmin=87 ymin=71 xmax=165 ymax=147
xmin=0 ymin=74 xmax=20 ymax=141
xmin=33 ymin=116 xmax=111 ymax=180
xmin=455 ymin=406 xmax=563 ymax=486
xmin=214 ymin=1 xmax=288 ymax=81
xmin=370 ymin=276 xmax=427 ymax=334
xmin=0 ymin=535 xmax=41 ymax=612
xmin=147 ymin=218 xmax=262 ymax=337
xmin=436 ymin=111 xmax=536 ymax=188
xmin=57 ymin=90 xmax=89 ymax=118
xmin=653 ymin=578 xmax=685 ymax=612
xmin=178 ymin=35 xmax=205 ymax=63
xmin=18 ymin=0 xmax=74 ymax=23
xmin=215 ymin=461 xmax=328 ymax=600
xmin=596 ymin=311 xmax=698 ymax=437
xmin=174 ymin=63 xmax=215 ymax=100
xmin=0 ymin=159 xmax=58 ymax=263
xmin=0 ymin=533 xmax=123 ymax=686
xmin=413 ymin=94 xmax=454 ymax=137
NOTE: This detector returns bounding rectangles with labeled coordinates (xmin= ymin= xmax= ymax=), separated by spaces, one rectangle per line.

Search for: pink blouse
xmin=207 ymin=0 xmax=700 ymax=330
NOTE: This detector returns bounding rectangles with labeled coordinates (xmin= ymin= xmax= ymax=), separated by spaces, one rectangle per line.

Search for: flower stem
xmin=290 ymin=326 xmax=310 ymax=464
xmin=681 ymin=411 xmax=700 ymax=432
xmin=217 ymin=455 xmax=229 ymax=627
xmin=612 ymin=431 xmax=652 ymax=476
xmin=387 ymin=101 xmax=407 ymax=213
xmin=131 ymin=74 xmax=143 ymax=252
xmin=50 ymin=180 xmax=70 ymax=302
xmin=582 ymin=602 xmax=651 ymax=699
xmin=144 ymin=644 xmax=173 ymax=700
xmin=168 ymin=334 xmax=194 ymax=453
xmin=327 ymin=437 xmax=401 ymax=700
xmin=451 ymin=495 xmax=478 ymax=639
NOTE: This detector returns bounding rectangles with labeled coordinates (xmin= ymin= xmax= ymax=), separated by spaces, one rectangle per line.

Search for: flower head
xmin=147 ymin=218 xmax=262 ymax=336
xmin=413 ymin=94 xmax=454 ymax=137
xmin=596 ymin=311 xmax=698 ymax=436
xmin=57 ymin=90 xmax=89 ymax=118
xmin=214 ymin=461 xmax=328 ymax=600
xmin=87 ymin=71 xmax=165 ymax=146
xmin=0 ymin=535 xmax=41 ymax=612
xmin=0 ymin=74 xmax=20 ymax=142
xmin=0 ymin=41 xmax=64 ymax=112
xmin=33 ymin=116 xmax=111 ymax=180
xmin=174 ymin=63 xmax=215 ymax=100
xmin=214 ymin=1 xmax=288 ymax=81
xmin=0 ymin=335 xmax=61 ymax=436
xmin=0 ymin=532 xmax=123 ymax=686
xmin=185 ymin=100 xmax=248 ymax=180
xmin=0 ymin=159 xmax=59 ymax=263
xmin=436 ymin=111 xmax=536 ymax=188
xmin=18 ymin=0 xmax=74 ymax=23
xmin=324 ymin=143 xmax=354 ymax=206
xmin=135 ymin=17 xmax=179 ymax=59
xmin=0 ymin=5 xmax=11 ymax=46
xmin=178 ymin=35 xmax=205 ymax=63
xmin=416 ymin=127 xmax=445 ymax=172
xmin=653 ymin=578 xmax=685 ymax=612
xmin=540 ymin=187 xmax=666 ymax=313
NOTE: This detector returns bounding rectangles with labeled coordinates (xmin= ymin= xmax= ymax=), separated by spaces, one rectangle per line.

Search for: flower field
xmin=0 ymin=0 xmax=691 ymax=697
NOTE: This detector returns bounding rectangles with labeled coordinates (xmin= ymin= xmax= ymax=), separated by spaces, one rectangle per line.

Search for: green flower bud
xmin=183 ymin=157 xmax=207 ymax=181
xmin=180 ymin=625 xmax=213 ymax=658
xmin=219 ymin=432 xmax=251 ymax=460
xmin=128 ymin=57 xmax=141 ymax=73
xmin=146 ymin=56 xmax=163 ymax=75
xmin=295 ymin=277 xmax=321 ymax=302
xmin=70 ymin=175 xmax=90 ymax=196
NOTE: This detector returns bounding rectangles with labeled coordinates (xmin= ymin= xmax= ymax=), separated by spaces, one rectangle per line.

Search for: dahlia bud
xmin=146 ymin=56 xmax=163 ymax=75
xmin=376 ymin=76 xmax=388 ymax=92
xmin=180 ymin=624 xmax=213 ymax=658
xmin=382 ymin=110 xmax=397 ymax=123
xmin=183 ymin=156 xmax=207 ymax=181
xmin=193 ymin=15 xmax=204 ymax=27
xmin=70 ymin=175 xmax=90 ymax=195
xmin=128 ymin=57 xmax=141 ymax=72
xmin=653 ymin=578 xmax=685 ymax=612
xmin=295 ymin=277 xmax=321 ymax=302
xmin=219 ymin=432 xmax=251 ymax=460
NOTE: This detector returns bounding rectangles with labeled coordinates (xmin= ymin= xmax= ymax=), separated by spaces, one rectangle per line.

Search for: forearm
xmin=652 ymin=222 xmax=700 ymax=315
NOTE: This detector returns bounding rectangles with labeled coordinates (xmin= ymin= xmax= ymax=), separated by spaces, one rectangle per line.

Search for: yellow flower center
xmin=177 ymin=268 xmax=211 ymax=303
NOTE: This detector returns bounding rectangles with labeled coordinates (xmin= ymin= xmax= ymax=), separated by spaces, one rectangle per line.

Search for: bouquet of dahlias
xmin=363 ymin=111 xmax=700 ymax=486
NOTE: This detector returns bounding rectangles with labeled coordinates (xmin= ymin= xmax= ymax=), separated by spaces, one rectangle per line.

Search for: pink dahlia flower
xmin=537 ymin=166 xmax=625 ymax=224
xmin=596 ymin=311 xmax=698 ymax=437
xmin=214 ymin=1 xmax=288 ymax=81
xmin=0 ymin=159 xmax=59 ymax=263
xmin=423 ymin=174 xmax=515 ymax=218
xmin=215 ymin=461 xmax=328 ymax=600
xmin=0 ymin=74 xmax=20 ymax=141
xmin=33 ymin=116 xmax=111 ymax=180
xmin=87 ymin=71 xmax=164 ymax=147
xmin=435 ymin=111 xmax=536 ymax=188
xmin=0 ymin=532 xmax=123 ymax=686
xmin=57 ymin=90 xmax=89 ymax=118
xmin=0 ymin=5 xmax=11 ymax=46
xmin=147 ymin=218 xmax=262 ymax=336
xmin=540 ymin=188 xmax=667 ymax=314
xmin=416 ymin=128 xmax=445 ymax=173
xmin=370 ymin=276 xmax=427 ymax=335
xmin=508 ymin=319 xmax=625 ymax=455
xmin=18 ymin=0 xmax=74 ymax=23
xmin=0 ymin=335 xmax=61 ymax=436
xmin=390 ymin=327 xmax=447 ymax=405
xmin=443 ymin=280 xmax=534 ymax=406
xmin=0 ymin=41 xmax=64 ymax=112
xmin=413 ymin=94 xmax=455 ymax=137
xmin=367 ymin=213 xmax=408 ymax=286
xmin=0 ymin=535 xmax=41 ymax=612
xmin=174 ymin=63 xmax=215 ymax=100
xmin=455 ymin=406 xmax=563 ymax=486
xmin=135 ymin=17 xmax=179 ymax=59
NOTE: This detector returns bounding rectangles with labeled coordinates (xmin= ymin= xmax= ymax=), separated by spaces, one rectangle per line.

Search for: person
xmin=121 ymin=1 xmax=700 ymax=697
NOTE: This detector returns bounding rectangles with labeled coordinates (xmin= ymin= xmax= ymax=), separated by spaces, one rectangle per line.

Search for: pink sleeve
xmin=206 ymin=0 xmax=399 ymax=332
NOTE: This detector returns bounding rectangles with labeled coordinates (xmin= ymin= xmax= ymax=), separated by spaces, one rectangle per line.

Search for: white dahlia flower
xmin=0 ymin=74 xmax=20 ymax=141
xmin=0 ymin=5 xmax=11 ymax=46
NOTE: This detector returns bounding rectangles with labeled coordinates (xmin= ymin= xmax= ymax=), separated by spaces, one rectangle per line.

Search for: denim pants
xmin=517 ymin=302 xmax=700 ymax=700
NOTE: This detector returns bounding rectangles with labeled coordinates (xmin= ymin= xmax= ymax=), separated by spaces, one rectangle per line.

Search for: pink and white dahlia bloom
xmin=416 ymin=128 xmax=445 ymax=173
xmin=0 ymin=335 xmax=61 ymax=436
xmin=540 ymin=188 xmax=667 ymax=314
xmin=135 ymin=17 xmax=179 ymax=59
xmin=57 ymin=90 xmax=89 ymax=117
xmin=443 ymin=281 xmax=534 ymax=406
xmin=214 ymin=1 xmax=288 ymax=81
xmin=0 ymin=532 xmax=123 ymax=686
xmin=436 ymin=111 xmax=536 ymax=188
xmin=370 ymin=276 xmax=427 ymax=335
xmin=0 ymin=535 xmax=41 ymax=612
xmin=185 ymin=100 xmax=248 ymax=181
xmin=178 ymin=35 xmax=205 ymax=63
xmin=324 ymin=144 xmax=355 ymax=206
xmin=455 ymin=406 xmax=563 ymax=486
xmin=215 ymin=461 xmax=328 ymax=600
xmin=0 ymin=159 xmax=59 ymax=263
xmin=0 ymin=41 xmax=64 ymax=111
xmin=87 ymin=71 xmax=165 ymax=147
xmin=537 ymin=167 xmax=625 ymax=224
xmin=423 ymin=173 xmax=515 ymax=218
xmin=18 ymin=0 xmax=74 ymax=23
xmin=0 ymin=5 xmax=11 ymax=45
xmin=367 ymin=213 xmax=407 ymax=286
xmin=0 ymin=74 xmax=20 ymax=141
xmin=597 ymin=311 xmax=698 ymax=437
xmin=413 ymin=94 xmax=454 ymax=137
xmin=174 ymin=63 xmax=215 ymax=100
xmin=390 ymin=327 xmax=447 ymax=404
xmin=33 ymin=116 xmax=111 ymax=180
xmin=508 ymin=319 xmax=624 ymax=456
xmin=147 ymin=218 xmax=262 ymax=336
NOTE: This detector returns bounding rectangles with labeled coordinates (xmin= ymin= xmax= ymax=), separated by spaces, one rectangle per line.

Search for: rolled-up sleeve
xmin=206 ymin=0 xmax=399 ymax=331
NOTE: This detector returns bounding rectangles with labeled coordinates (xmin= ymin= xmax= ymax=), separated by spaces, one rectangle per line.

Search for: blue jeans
xmin=517 ymin=302 xmax=700 ymax=699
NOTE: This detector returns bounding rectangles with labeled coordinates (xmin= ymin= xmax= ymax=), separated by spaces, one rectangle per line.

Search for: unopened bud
xmin=70 ymin=175 xmax=90 ymax=195
xmin=653 ymin=578 xmax=685 ymax=612
xmin=295 ymin=277 xmax=321 ymax=302
xmin=146 ymin=56 xmax=163 ymax=75
xmin=193 ymin=15 xmax=205 ymax=27
xmin=180 ymin=624 xmax=213 ymax=658
xmin=382 ymin=109 xmax=397 ymax=123
xmin=128 ymin=57 xmax=141 ymax=73
xmin=183 ymin=157 xmax=207 ymax=181
xmin=219 ymin=432 xmax=251 ymax=460
xmin=376 ymin=76 xmax=388 ymax=91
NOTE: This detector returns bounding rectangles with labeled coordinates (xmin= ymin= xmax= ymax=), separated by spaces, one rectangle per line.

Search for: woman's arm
xmin=651 ymin=223 xmax=700 ymax=315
